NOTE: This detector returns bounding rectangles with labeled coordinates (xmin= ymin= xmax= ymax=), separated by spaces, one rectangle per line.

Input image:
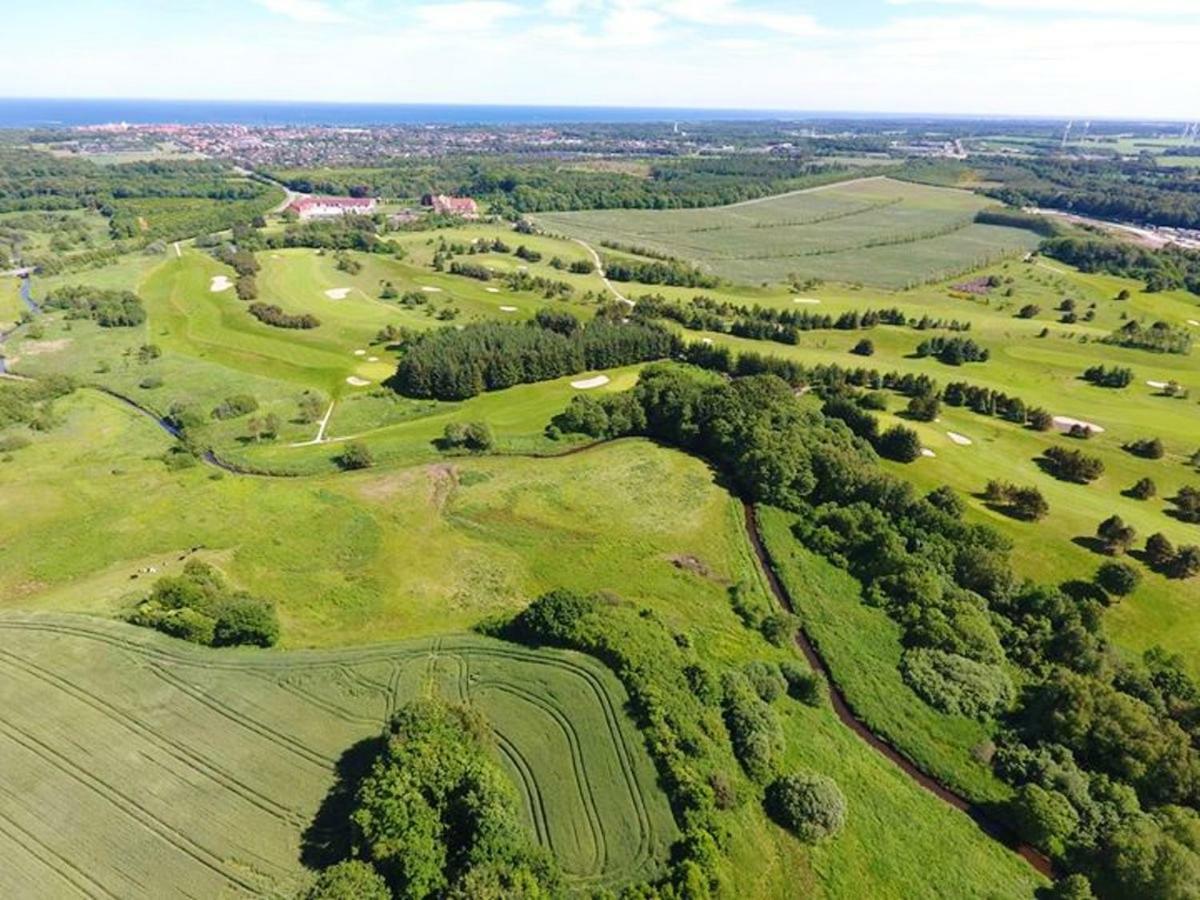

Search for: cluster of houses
xmin=285 ymin=193 xmax=479 ymax=221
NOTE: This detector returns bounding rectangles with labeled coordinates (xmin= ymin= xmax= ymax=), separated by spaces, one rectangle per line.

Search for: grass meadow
xmin=535 ymin=177 xmax=1042 ymax=287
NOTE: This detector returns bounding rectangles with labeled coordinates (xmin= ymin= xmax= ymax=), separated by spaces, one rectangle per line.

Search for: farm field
xmin=536 ymin=177 xmax=1042 ymax=287
xmin=0 ymin=614 xmax=676 ymax=896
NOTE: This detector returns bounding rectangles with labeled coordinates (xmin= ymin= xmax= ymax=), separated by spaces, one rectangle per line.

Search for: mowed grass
xmin=0 ymin=614 xmax=675 ymax=895
xmin=536 ymin=177 xmax=1041 ymax=287
xmin=0 ymin=390 xmax=1047 ymax=898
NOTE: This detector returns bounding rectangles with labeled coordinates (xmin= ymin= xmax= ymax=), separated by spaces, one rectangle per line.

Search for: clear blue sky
xmin=5 ymin=1 xmax=1198 ymax=118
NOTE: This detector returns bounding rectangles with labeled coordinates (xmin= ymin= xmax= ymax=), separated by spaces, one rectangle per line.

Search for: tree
xmin=299 ymin=391 xmax=325 ymax=424
xmin=1011 ymin=487 xmax=1049 ymax=522
xmin=1011 ymin=783 xmax=1079 ymax=858
xmin=1125 ymin=437 xmax=1165 ymax=460
xmin=850 ymin=338 xmax=874 ymax=357
xmin=906 ymin=394 xmax=940 ymax=422
xmin=1172 ymin=486 xmax=1200 ymax=523
xmin=1128 ymin=477 xmax=1157 ymax=500
xmin=765 ymin=771 xmax=847 ymax=843
xmin=1096 ymin=561 xmax=1141 ymax=597
xmin=877 ymin=425 xmax=922 ymax=463
xmin=1172 ymin=546 xmax=1200 ymax=580
xmin=1017 ymin=304 xmax=1041 ymax=319
xmin=213 ymin=594 xmax=279 ymax=647
xmin=1097 ymin=515 xmax=1137 ymax=555
xmin=306 ymin=861 xmax=390 ymax=900
xmin=1027 ymin=408 xmax=1054 ymax=432
xmin=1144 ymin=533 xmax=1177 ymax=571
xmin=338 ymin=441 xmax=374 ymax=470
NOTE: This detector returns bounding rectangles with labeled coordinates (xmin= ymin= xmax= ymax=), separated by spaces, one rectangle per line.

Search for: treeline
xmin=1102 ymin=319 xmax=1193 ymax=355
xmin=269 ymin=155 xmax=876 ymax=214
xmin=207 ymin=217 xmax=401 ymax=255
xmin=247 ymin=303 xmax=320 ymax=330
xmin=981 ymin=157 xmax=1200 ymax=229
xmin=0 ymin=375 xmax=76 ymax=432
xmin=1041 ymin=236 xmax=1200 ymax=297
xmin=601 ymin=255 xmax=719 ymax=288
xmin=550 ymin=362 xmax=1200 ymax=898
xmin=391 ymin=317 xmax=679 ymax=400
xmin=914 ymin=336 xmax=989 ymax=365
xmin=40 ymin=284 xmax=146 ymax=326
xmin=973 ymin=208 xmax=1062 ymax=237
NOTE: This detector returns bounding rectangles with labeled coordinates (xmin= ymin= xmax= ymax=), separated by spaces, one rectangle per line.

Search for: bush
xmin=1043 ymin=446 xmax=1104 ymax=483
xmin=850 ymin=338 xmax=874 ymax=357
xmin=1097 ymin=515 xmax=1137 ymax=555
xmin=1082 ymin=364 xmax=1134 ymax=388
xmin=337 ymin=441 xmax=374 ymax=470
xmin=1010 ymin=783 xmax=1078 ymax=858
xmin=722 ymin=670 xmax=784 ymax=781
xmin=765 ymin=771 xmax=847 ymax=843
xmin=1127 ymin=477 xmax=1157 ymax=500
xmin=1125 ymin=437 xmax=1165 ymax=460
xmin=248 ymin=302 xmax=320 ymax=329
xmin=1171 ymin=485 xmax=1200 ymax=523
xmin=212 ymin=594 xmax=280 ymax=647
xmin=900 ymin=648 xmax=1014 ymax=720
xmin=877 ymin=425 xmax=922 ymax=463
xmin=212 ymin=394 xmax=259 ymax=420
xmin=779 ymin=660 xmax=823 ymax=707
xmin=138 ymin=375 xmax=163 ymax=390
xmin=441 ymin=421 xmax=494 ymax=452
xmin=1096 ymin=561 xmax=1140 ymax=597
xmin=743 ymin=661 xmax=786 ymax=703
xmin=905 ymin=394 xmax=940 ymax=422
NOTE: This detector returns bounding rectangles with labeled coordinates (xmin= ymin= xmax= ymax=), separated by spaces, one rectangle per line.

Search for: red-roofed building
xmin=425 ymin=194 xmax=480 ymax=219
xmin=287 ymin=196 xmax=377 ymax=220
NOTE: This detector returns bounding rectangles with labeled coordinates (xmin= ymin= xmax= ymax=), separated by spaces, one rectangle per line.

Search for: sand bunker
xmin=701 ymin=337 xmax=714 ymax=345
xmin=1053 ymin=416 xmax=1106 ymax=434
xmin=421 ymin=286 xmax=442 ymax=293
xmin=367 ymin=356 xmax=379 ymax=362
xmin=209 ymin=275 xmax=233 ymax=292
xmin=1189 ymin=320 xmax=1200 ymax=327
xmin=1147 ymin=380 xmax=1169 ymax=389
xmin=485 ymin=287 xmax=501 ymax=293
xmin=353 ymin=349 xmax=366 ymax=356
xmin=571 ymin=375 xmax=611 ymax=390
xmin=499 ymin=305 xmax=518 ymax=312
xmin=947 ymin=432 xmax=973 ymax=446
xmin=345 ymin=376 xmax=371 ymax=387
xmin=921 ymin=448 xmax=937 ymax=458
xmin=325 ymin=288 xmax=351 ymax=300
xmin=793 ymin=297 xmax=821 ymax=304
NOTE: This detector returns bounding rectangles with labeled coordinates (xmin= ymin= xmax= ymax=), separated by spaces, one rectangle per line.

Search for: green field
xmin=0 ymin=276 xmax=22 ymax=329
xmin=0 ymin=614 xmax=676 ymax=895
xmin=536 ymin=177 xmax=1042 ymax=287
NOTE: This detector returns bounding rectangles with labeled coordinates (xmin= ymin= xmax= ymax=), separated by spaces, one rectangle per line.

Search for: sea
xmin=0 ymin=98 xmax=824 ymax=128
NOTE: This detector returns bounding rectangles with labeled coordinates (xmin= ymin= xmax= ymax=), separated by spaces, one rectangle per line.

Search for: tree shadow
xmin=1059 ymin=579 xmax=1106 ymax=605
xmin=300 ymin=735 xmax=384 ymax=869
xmin=1070 ymin=536 xmax=1110 ymax=556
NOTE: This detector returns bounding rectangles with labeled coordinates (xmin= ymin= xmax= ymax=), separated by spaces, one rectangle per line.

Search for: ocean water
xmin=0 ymin=98 xmax=811 ymax=128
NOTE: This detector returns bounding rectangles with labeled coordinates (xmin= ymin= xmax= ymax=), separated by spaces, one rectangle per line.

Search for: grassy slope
xmin=0 ymin=388 xmax=1044 ymax=898
xmin=0 ymin=276 xmax=21 ymax=329
xmin=536 ymin=177 xmax=1041 ymax=287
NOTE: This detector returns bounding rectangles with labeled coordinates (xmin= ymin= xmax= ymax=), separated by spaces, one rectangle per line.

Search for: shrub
xmin=248 ymin=302 xmax=320 ymax=329
xmin=743 ymin=661 xmax=786 ymax=703
xmin=900 ymin=648 xmax=1014 ymax=720
xmin=1096 ymin=561 xmax=1140 ymax=597
xmin=1097 ymin=515 xmax=1137 ymax=555
xmin=877 ymin=425 xmax=922 ymax=463
xmin=212 ymin=394 xmax=259 ymax=420
xmin=850 ymin=338 xmax=874 ymax=357
xmin=759 ymin=611 xmax=795 ymax=647
xmin=1082 ymin=364 xmax=1134 ymax=388
xmin=1125 ymin=437 xmax=1165 ymax=460
xmin=1043 ymin=446 xmax=1104 ymax=483
xmin=905 ymin=394 xmax=940 ymax=422
xmin=722 ymin=671 xmax=784 ymax=781
xmin=212 ymin=594 xmax=280 ymax=647
xmin=139 ymin=375 xmax=163 ymax=390
xmin=441 ymin=421 xmax=494 ymax=452
xmin=337 ymin=441 xmax=374 ymax=470
xmin=1010 ymin=783 xmax=1079 ymax=858
xmin=1127 ymin=477 xmax=1157 ymax=500
xmin=779 ymin=660 xmax=823 ymax=707
xmin=0 ymin=433 xmax=31 ymax=453
xmin=1171 ymin=485 xmax=1200 ymax=523
xmin=1017 ymin=304 xmax=1041 ymax=319
xmin=1145 ymin=533 xmax=1176 ymax=570
xmin=765 ymin=771 xmax=847 ymax=843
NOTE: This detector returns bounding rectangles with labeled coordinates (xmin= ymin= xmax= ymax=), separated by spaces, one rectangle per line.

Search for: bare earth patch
xmin=18 ymin=338 xmax=71 ymax=356
xmin=571 ymin=375 xmax=610 ymax=390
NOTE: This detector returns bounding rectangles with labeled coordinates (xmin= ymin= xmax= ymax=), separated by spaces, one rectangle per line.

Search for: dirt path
xmin=289 ymin=402 xmax=336 ymax=447
xmin=571 ymin=238 xmax=631 ymax=306
xmin=741 ymin=502 xmax=1053 ymax=878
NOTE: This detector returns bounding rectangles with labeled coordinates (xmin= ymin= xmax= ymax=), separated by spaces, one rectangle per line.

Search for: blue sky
xmin=5 ymin=1 xmax=1198 ymax=117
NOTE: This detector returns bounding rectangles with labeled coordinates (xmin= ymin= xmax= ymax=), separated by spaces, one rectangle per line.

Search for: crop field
xmin=536 ymin=177 xmax=1041 ymax=287
xmin=0 ymin=613 xmax=676 ymax=896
